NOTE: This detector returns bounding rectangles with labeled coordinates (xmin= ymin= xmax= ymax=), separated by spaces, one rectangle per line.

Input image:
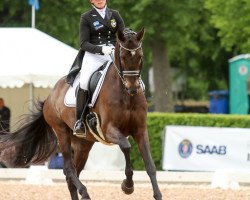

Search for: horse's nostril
xmin=128 ymin=88 xmax=138 ymax=96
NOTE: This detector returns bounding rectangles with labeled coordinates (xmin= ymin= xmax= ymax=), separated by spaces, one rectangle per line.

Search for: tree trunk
xmin=151 ymin=40 xmax=174 ymax=112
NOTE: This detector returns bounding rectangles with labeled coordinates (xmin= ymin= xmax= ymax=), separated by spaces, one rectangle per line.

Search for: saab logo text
xmin=196 ymin=145 xmax=227 ymax=155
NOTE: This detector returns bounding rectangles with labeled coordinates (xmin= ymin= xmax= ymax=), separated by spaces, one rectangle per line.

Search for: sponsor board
xmin=163 ymin=126 xmax=250 ymax=171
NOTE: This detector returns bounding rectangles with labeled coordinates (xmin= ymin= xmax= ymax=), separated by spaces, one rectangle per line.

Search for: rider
xmin=70 ymin=0 xmax=125 ymax=137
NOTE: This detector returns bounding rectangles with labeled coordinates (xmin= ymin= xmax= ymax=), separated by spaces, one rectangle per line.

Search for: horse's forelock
xmin=124 ymin=32 xmax=139 ymax=48
xmin=123 ymin=28 xmax=137 ymax=42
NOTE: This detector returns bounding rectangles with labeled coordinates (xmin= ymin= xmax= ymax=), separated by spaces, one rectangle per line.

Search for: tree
xmin=111 ymin=0 xmax=176 ymax=112
xmin=111 ymin=0 xmax=229 ymax=110
xmin=35 ymin=0 xmax=87 ymax=48
xmin=168 ymin=0 xmax=231 ymax=99
xmin=205 ymin=0 xmax=250 ymax=53
xmin=0 ymin=1 xmax=30 ymax=27
xmin=1 ymin=0 xmax=234 ymax=108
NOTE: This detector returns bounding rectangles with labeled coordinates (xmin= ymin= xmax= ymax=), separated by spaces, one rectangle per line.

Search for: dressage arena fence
xmin=1 ymin=167 xmax=250 ymax=188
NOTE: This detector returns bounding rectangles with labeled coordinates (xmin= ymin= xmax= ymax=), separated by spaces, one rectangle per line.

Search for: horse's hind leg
xmin=72 ymin=138 xmax=94 ymax=176
xmin=70 ymin=139 xmax=94 ymax=200
xmin=133 ymin=130 xmax=162 ymax=200
xmin=53 ymin=125 xmax=91 ymax=200
xmin=66 ymin=171 xmax=79 ymax=200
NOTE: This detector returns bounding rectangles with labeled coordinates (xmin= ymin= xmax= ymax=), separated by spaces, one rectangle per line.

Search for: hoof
xmin=121 ymin=179 xmax=134 ymax=195
xmin=81 ymin=195 xmax=91 ymax=200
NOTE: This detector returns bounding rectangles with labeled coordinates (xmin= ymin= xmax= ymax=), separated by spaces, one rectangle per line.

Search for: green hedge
xmin=129 ymin=113 xmax=250 ymax=170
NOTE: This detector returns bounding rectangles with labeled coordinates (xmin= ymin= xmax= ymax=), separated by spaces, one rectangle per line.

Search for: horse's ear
xmin=136 ymin=27 xmax=145 ymax=41
xmin=118 ymin=29 xmax=125 ymax=42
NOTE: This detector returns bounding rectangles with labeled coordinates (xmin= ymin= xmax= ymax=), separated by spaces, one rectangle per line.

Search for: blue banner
xmin=28 ymin=0 xmax=39 ymax=10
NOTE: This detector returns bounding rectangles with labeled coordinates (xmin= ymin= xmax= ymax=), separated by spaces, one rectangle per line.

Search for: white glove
xmin=102 ymin=46 xmax=114 ymax=55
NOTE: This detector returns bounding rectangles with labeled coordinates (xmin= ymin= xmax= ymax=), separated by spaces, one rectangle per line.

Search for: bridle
xmin=110 ymin=38 xmax=143 ymax=86
xmin=119 ymin=43 xmax=142 ymax=77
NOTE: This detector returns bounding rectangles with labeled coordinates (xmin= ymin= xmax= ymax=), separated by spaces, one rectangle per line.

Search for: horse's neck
xmin=108 ymin=63 xmax=123 ymax=88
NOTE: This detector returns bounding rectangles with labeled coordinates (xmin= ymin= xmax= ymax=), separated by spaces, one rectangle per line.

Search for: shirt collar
xmin=93 ymin=5 xmax=107 ymax=19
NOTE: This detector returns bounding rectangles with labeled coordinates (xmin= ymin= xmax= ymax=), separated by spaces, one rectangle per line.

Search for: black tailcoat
xmin=67 ymin=7 xmax=125 ymax=85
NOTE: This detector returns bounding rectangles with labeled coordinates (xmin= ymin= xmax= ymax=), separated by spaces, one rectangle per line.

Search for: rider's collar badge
xmin=110 ymin=19 xmax=116 ymax=28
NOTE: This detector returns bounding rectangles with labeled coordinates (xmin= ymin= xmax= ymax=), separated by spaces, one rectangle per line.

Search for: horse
xmin=0 ymin=28 xmax=162 ymax=200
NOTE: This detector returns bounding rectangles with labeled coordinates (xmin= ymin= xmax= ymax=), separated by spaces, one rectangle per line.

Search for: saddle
xmin=64 ymin=61 xmax=111 ymax=108
xmin=64 ymin=61 xmax=113 ymax=145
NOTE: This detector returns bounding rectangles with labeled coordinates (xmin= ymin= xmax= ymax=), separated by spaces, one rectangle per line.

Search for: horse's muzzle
xmin=124 ymin=78 xmax=140 ymax=96
xmin=126 ymin=87 xmax=140 ymax=96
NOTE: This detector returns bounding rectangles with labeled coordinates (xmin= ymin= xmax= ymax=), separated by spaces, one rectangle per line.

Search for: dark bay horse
xmin=0 ymin=28 xmax=162 ymax=200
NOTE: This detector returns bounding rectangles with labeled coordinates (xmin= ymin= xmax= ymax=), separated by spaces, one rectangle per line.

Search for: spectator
xmin=0 ymin=98 xmax=10 ymax=133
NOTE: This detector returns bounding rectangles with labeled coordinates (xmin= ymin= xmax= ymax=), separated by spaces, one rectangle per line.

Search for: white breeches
xmin=79 ymin=49 xmax=113 ymax=90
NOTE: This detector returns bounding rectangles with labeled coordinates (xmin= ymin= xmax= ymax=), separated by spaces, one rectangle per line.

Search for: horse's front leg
xmin=106 ymin=125 xmax=134 ymax=195
xmin=53 ymin=126 xmax=91 ymax=200
xmin=119 ymin=138 xmax=134 ymax=194
xmin=133 ymin=129 xmax=162 ymax=200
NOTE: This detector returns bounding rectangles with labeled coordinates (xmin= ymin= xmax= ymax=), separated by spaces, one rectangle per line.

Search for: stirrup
xmin=73 ymin=120 xmax=87 ymax=138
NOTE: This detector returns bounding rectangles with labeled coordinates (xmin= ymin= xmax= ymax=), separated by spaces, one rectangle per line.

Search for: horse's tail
xmin=0 ymin=101 xmax=57 ymax=167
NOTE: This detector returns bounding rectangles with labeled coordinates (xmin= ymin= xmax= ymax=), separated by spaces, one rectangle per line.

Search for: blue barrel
xmin=48 ymin=154 xmax=63 ymax=169
xmin=209 ymin=90 xmax=229 ymax=114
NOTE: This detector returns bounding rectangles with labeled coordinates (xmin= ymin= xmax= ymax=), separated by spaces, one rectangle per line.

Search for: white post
xmin=31 ymin=5 xmax=35 ymax=28
xmin=29 ymin=83 xmax=34 ymax=111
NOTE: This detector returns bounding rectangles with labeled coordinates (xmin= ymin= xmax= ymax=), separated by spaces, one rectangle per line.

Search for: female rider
xmin=67 ymin=0 xmax=125 ymax=137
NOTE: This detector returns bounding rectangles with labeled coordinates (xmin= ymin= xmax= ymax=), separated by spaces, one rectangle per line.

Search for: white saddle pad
xmin=64 ymin=61 xmax=111 ymax=108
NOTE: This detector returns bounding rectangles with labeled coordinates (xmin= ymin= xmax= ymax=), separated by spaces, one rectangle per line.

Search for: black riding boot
xmin=73 ymin=87 xmax=89 ymax=137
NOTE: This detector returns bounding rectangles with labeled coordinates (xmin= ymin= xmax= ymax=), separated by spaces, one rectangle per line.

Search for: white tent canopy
xmin=0 ymin=27 xmax=77 ymax=88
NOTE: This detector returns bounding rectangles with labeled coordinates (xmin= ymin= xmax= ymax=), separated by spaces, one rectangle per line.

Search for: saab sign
xmin=178 ymin=140 xmax=227 ymax=158
xmin=163 ymin=126 xmax=250 ymax=171
xmin=196 ymin=144 xmax=227 ymax=155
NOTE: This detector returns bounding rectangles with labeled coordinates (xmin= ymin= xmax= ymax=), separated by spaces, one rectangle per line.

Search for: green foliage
xmin=167 ymin=0 xmax=230 ymax=98
xmin=112 ymin=0 xmax=231 ymax=99
xmin=205 ymin=0 xmax=250 ymax=53
xmin=0 ymin=0 xmax=238 ymax=101
xmin=0 ymin=1 xmax=30 ymax=26
xmin=36 ymin=0 xmax=90 ymax=48
xmin=130 ymin=112 xmax=250 ymax=170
